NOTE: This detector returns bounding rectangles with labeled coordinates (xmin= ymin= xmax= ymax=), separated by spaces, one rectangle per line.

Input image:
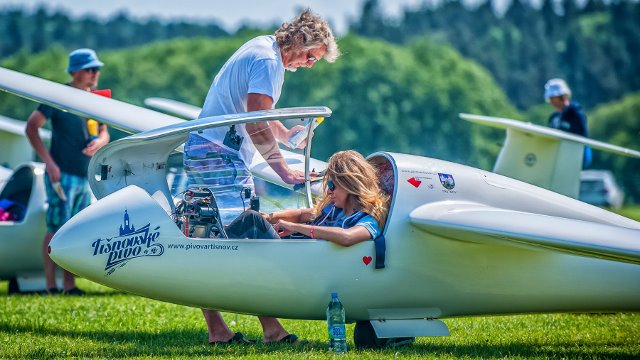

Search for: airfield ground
xmin=1 ymin=206 xmax=639 ymax=359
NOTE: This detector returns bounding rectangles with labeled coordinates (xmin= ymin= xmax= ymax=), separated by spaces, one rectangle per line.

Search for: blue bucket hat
xmin=544 ymin=78 xmax=571 ymax=102
xmin=67 ymin=48 xmax=104 ymax=73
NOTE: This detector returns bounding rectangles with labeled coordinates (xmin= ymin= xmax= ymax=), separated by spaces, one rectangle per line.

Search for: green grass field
xmin=2 ymin=206 xmax=639 ymax=359
xmin=1 ymin=279 xmax=639 ymax=359
xmin=615 ymin=206 xmax=640 ymax=222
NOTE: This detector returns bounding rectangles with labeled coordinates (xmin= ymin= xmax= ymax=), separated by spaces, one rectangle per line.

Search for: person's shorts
xmin=44 ymin=172 xmax=91 ymax=233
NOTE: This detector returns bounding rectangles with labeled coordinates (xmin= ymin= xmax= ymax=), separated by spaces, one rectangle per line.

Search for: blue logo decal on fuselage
xmin=438 ymin=173 xmax=456 ymax=190
xmin=92 ymin=210 xmax=162 ymax=275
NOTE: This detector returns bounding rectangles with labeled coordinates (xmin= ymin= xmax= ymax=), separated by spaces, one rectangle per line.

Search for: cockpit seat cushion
xmin=376 ymin=161 xmax=395 ymax=196
xmin=0 ymin=198 xmax=25 ymax=221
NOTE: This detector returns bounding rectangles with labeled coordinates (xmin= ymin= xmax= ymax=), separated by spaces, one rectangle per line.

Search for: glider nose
xmin=49 ymin=185 xmax=180 ymax=280
xmin=48 ymin=200 xmax=114 ymax=278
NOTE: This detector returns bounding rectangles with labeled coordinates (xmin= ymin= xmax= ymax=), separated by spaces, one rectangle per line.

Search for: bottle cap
xmin=331 ymin=292 xmax=337 ymax=298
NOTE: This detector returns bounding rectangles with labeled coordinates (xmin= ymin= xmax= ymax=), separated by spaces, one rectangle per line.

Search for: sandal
xmin=270 ymin=334 xmax=308 ymax=346
xmin=63 ymin=287 xmax=85 ymax=296
xmin=210 ymin=332 xmax=254 ymax=345
xmin=38 ymin=288 xmax=60 ymax=295
xmin=276 ymin=334 xmax=299 ymax=344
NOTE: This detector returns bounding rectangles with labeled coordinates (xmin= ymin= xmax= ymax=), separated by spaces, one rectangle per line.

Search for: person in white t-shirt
xmin=184 ymin=9 xmax=340 ymax=345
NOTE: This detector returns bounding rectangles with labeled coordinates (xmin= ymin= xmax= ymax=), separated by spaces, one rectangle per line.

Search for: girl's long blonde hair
xmin=313 ymin=150 xmax=390 ymax=230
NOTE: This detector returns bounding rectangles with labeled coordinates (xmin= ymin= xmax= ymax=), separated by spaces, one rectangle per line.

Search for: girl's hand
xmin=259 ymin=211 xmax=273 ymax=224
xmin=274 ymin=219 xmax=295 ymax=237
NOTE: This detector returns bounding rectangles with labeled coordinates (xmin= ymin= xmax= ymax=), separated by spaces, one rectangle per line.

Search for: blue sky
xmin=2 ymin=0 xmax=433 ymax=35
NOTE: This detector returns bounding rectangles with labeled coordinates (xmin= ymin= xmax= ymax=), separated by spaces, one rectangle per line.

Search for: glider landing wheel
xmin=354 ymin=321 xmax=416 ymax=349
xmin=354 ymin=321 xmax=380 ymax=349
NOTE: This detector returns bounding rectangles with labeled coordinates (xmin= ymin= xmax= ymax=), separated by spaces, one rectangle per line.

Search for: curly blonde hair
xmin=274 ymin=9 xmax=340 ymax=63
xmin=314 ymin=150 xmax=389 ymax=230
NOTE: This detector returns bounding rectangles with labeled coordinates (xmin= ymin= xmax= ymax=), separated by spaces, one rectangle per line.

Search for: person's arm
xmin=275 ymin=220 xmax=372 ymax=246
xmin=245 ymin=93 xmax=304 ymax=184
xmin=25 ymin=110 xmax=60 ymax=182
xmin=262 ymin=207 xmax=315 ymax=224
xmin=267 ymin=120 xmax=305 ymax=145
xmin=267 ymin=120 xmax=288 ymax=142
xmin=576 ymin=109 xmax=588 ymax=137
xmin=82 ymin=123 xmax=110 ymax=157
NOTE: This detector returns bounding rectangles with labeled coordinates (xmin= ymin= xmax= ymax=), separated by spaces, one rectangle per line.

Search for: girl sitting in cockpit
xmin=225 ymin=150 xmax=389 ymax=246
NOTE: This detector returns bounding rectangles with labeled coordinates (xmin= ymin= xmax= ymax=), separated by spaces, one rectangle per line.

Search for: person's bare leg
xmin=42 ymin=232 xmax=57 ymax=289
xmin=259 ymin=316 xmax=298 ymax=343
xmin=62 ymin=269 xmax=76 ymax=291
xmin=202 ymin=309 xmax=234 ymax=343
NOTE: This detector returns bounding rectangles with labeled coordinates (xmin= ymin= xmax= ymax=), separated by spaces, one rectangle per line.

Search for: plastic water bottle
xmin=327 ymin=292 xmax=347 ymax=354
xmin=288 ymin=117 xmax=325 ymax=148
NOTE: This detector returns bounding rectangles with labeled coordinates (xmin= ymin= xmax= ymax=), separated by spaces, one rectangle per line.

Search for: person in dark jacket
xmin=544 ymin=78 xmax=592 ymax=167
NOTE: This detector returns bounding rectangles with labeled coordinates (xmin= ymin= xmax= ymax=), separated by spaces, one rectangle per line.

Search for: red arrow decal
xmin=408 ymin=177 xmax=421 ymax=188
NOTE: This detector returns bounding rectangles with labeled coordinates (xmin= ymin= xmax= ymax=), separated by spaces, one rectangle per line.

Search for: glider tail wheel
xmin=354 ymin=320 xmax=416 ymax=349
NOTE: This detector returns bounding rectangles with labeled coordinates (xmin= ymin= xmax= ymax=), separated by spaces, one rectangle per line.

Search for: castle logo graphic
xmin=92 ymin=210 xmax=163 ymax=275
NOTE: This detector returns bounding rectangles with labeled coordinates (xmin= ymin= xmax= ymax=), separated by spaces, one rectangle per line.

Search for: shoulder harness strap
xmin=343 ymin=211 xmax=386 ymax=269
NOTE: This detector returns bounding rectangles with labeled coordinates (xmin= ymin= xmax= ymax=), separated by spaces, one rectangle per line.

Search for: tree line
xmin=0 ymin=34 xmax=518 ymax=170
xmin=2 ymin=1 xmax=638 ymax=112
xmin=350 ymin=0 xmax=640 ymax=111
xmin=0 ymin=6 xmax=228 ymax=59
xmin=0 ymin=3 xmax=637 ymax=202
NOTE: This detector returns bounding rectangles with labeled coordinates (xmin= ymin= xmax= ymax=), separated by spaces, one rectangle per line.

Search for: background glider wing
xmin=0 ymin=114 xmax=51 ymax=168
xmin=459 ymin=113 xmax=640 ymax=199
xmin=144 ymin=97 xmax=201 ymax=119
xmin=0 ymin=67 xmax=184 ymax=133
xmin=460 ymin=113 xmax=640 ymax=158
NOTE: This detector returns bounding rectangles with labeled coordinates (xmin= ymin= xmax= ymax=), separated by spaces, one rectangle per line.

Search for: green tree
xmin=589 ymin=93 xmax=640 ymax=203
xmin=349 ymin=0 xmax=640 ymax=111
xmin=0 ymin=6 xmax=228 ymax=58
xmin=0 ymin=34 xmax=518 ymax=171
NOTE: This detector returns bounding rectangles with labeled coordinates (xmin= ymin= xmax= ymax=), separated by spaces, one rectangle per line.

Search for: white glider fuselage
xmin=50 ymin=151 xmax=640 ymax=321
xmin=0 ymin=163 xmax=47 ymax=279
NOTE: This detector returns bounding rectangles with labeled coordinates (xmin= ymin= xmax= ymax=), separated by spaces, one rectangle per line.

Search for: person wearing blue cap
xmin=544 ymin=78 xmax=592 ymax=168
xmin=25 ymin=48 xmax=110 ymax=295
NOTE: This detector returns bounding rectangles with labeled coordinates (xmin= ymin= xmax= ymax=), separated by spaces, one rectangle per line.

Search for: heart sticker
xmin=362 ymin=256 xmax=372 ymax=266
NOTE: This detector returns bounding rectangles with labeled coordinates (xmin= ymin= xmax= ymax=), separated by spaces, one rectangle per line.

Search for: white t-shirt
xmin=195 ymin=35 xmax=285 ymax=165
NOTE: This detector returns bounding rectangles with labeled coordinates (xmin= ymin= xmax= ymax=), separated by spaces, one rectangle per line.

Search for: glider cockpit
xmin=89 ymin=106 xmax=400 ymax=246
xmin=89 ymin=107 xmax=332 ymax=212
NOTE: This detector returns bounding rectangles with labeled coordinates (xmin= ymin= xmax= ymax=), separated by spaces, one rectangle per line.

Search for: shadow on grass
xmin=0 ymin=322 xmax=634 ymax=358
xmin=6 ymin=290 xmax=126 ymax=297
xmin=0 ymin=322 xmax=327 ymax=357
